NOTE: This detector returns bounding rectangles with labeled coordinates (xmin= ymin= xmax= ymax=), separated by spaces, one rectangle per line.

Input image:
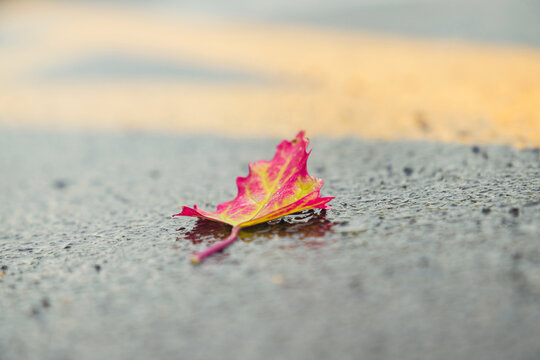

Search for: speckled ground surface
xmin=1 ymin=128 xmax=539 ymax=360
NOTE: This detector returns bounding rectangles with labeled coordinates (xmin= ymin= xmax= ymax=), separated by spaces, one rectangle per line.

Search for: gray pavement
xmin=1 ymin=128 xmax=539 ymax=360
xmin=130 ymin=0 xmax=540 ymax=47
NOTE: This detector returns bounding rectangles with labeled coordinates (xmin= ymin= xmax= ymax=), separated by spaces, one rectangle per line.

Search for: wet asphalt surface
xmin=1 ymin=128 xmax=539 ymax=360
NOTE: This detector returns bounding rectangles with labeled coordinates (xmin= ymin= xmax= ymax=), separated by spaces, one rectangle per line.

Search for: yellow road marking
xmin=1 ymin=1 xmax=539 ymax=147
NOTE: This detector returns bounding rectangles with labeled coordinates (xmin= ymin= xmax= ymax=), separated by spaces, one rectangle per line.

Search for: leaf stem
xmin=191 ymin=225 xmax=240 ymax=264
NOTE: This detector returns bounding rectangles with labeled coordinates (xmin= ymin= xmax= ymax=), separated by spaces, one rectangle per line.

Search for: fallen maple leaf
xmin=173 ymin=131 xmax=334 ymax=264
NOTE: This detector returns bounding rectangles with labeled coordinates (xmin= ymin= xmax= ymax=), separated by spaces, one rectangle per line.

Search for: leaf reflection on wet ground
xmin=176 ymin=209 xmax=335 ymax=250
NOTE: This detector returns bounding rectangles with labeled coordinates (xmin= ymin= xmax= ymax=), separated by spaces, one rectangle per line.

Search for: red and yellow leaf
xmin=173 ymin=131 xmax=333 ymax=263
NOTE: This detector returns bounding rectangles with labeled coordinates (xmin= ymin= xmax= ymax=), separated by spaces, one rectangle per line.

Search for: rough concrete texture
xmin=1 ymin=129 xmax=539 ymax=360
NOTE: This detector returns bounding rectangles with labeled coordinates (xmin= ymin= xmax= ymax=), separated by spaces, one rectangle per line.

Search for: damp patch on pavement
xmin=38 ymin=53 xmax=268 ymax=83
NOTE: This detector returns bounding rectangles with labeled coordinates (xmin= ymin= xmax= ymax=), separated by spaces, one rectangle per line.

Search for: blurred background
xmin=1 ymin=0 xmax=539 ymax=146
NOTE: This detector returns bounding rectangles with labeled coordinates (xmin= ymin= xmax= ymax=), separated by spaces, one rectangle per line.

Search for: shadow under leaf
xmin=178 ymin=209 xmax=334 ymax=248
